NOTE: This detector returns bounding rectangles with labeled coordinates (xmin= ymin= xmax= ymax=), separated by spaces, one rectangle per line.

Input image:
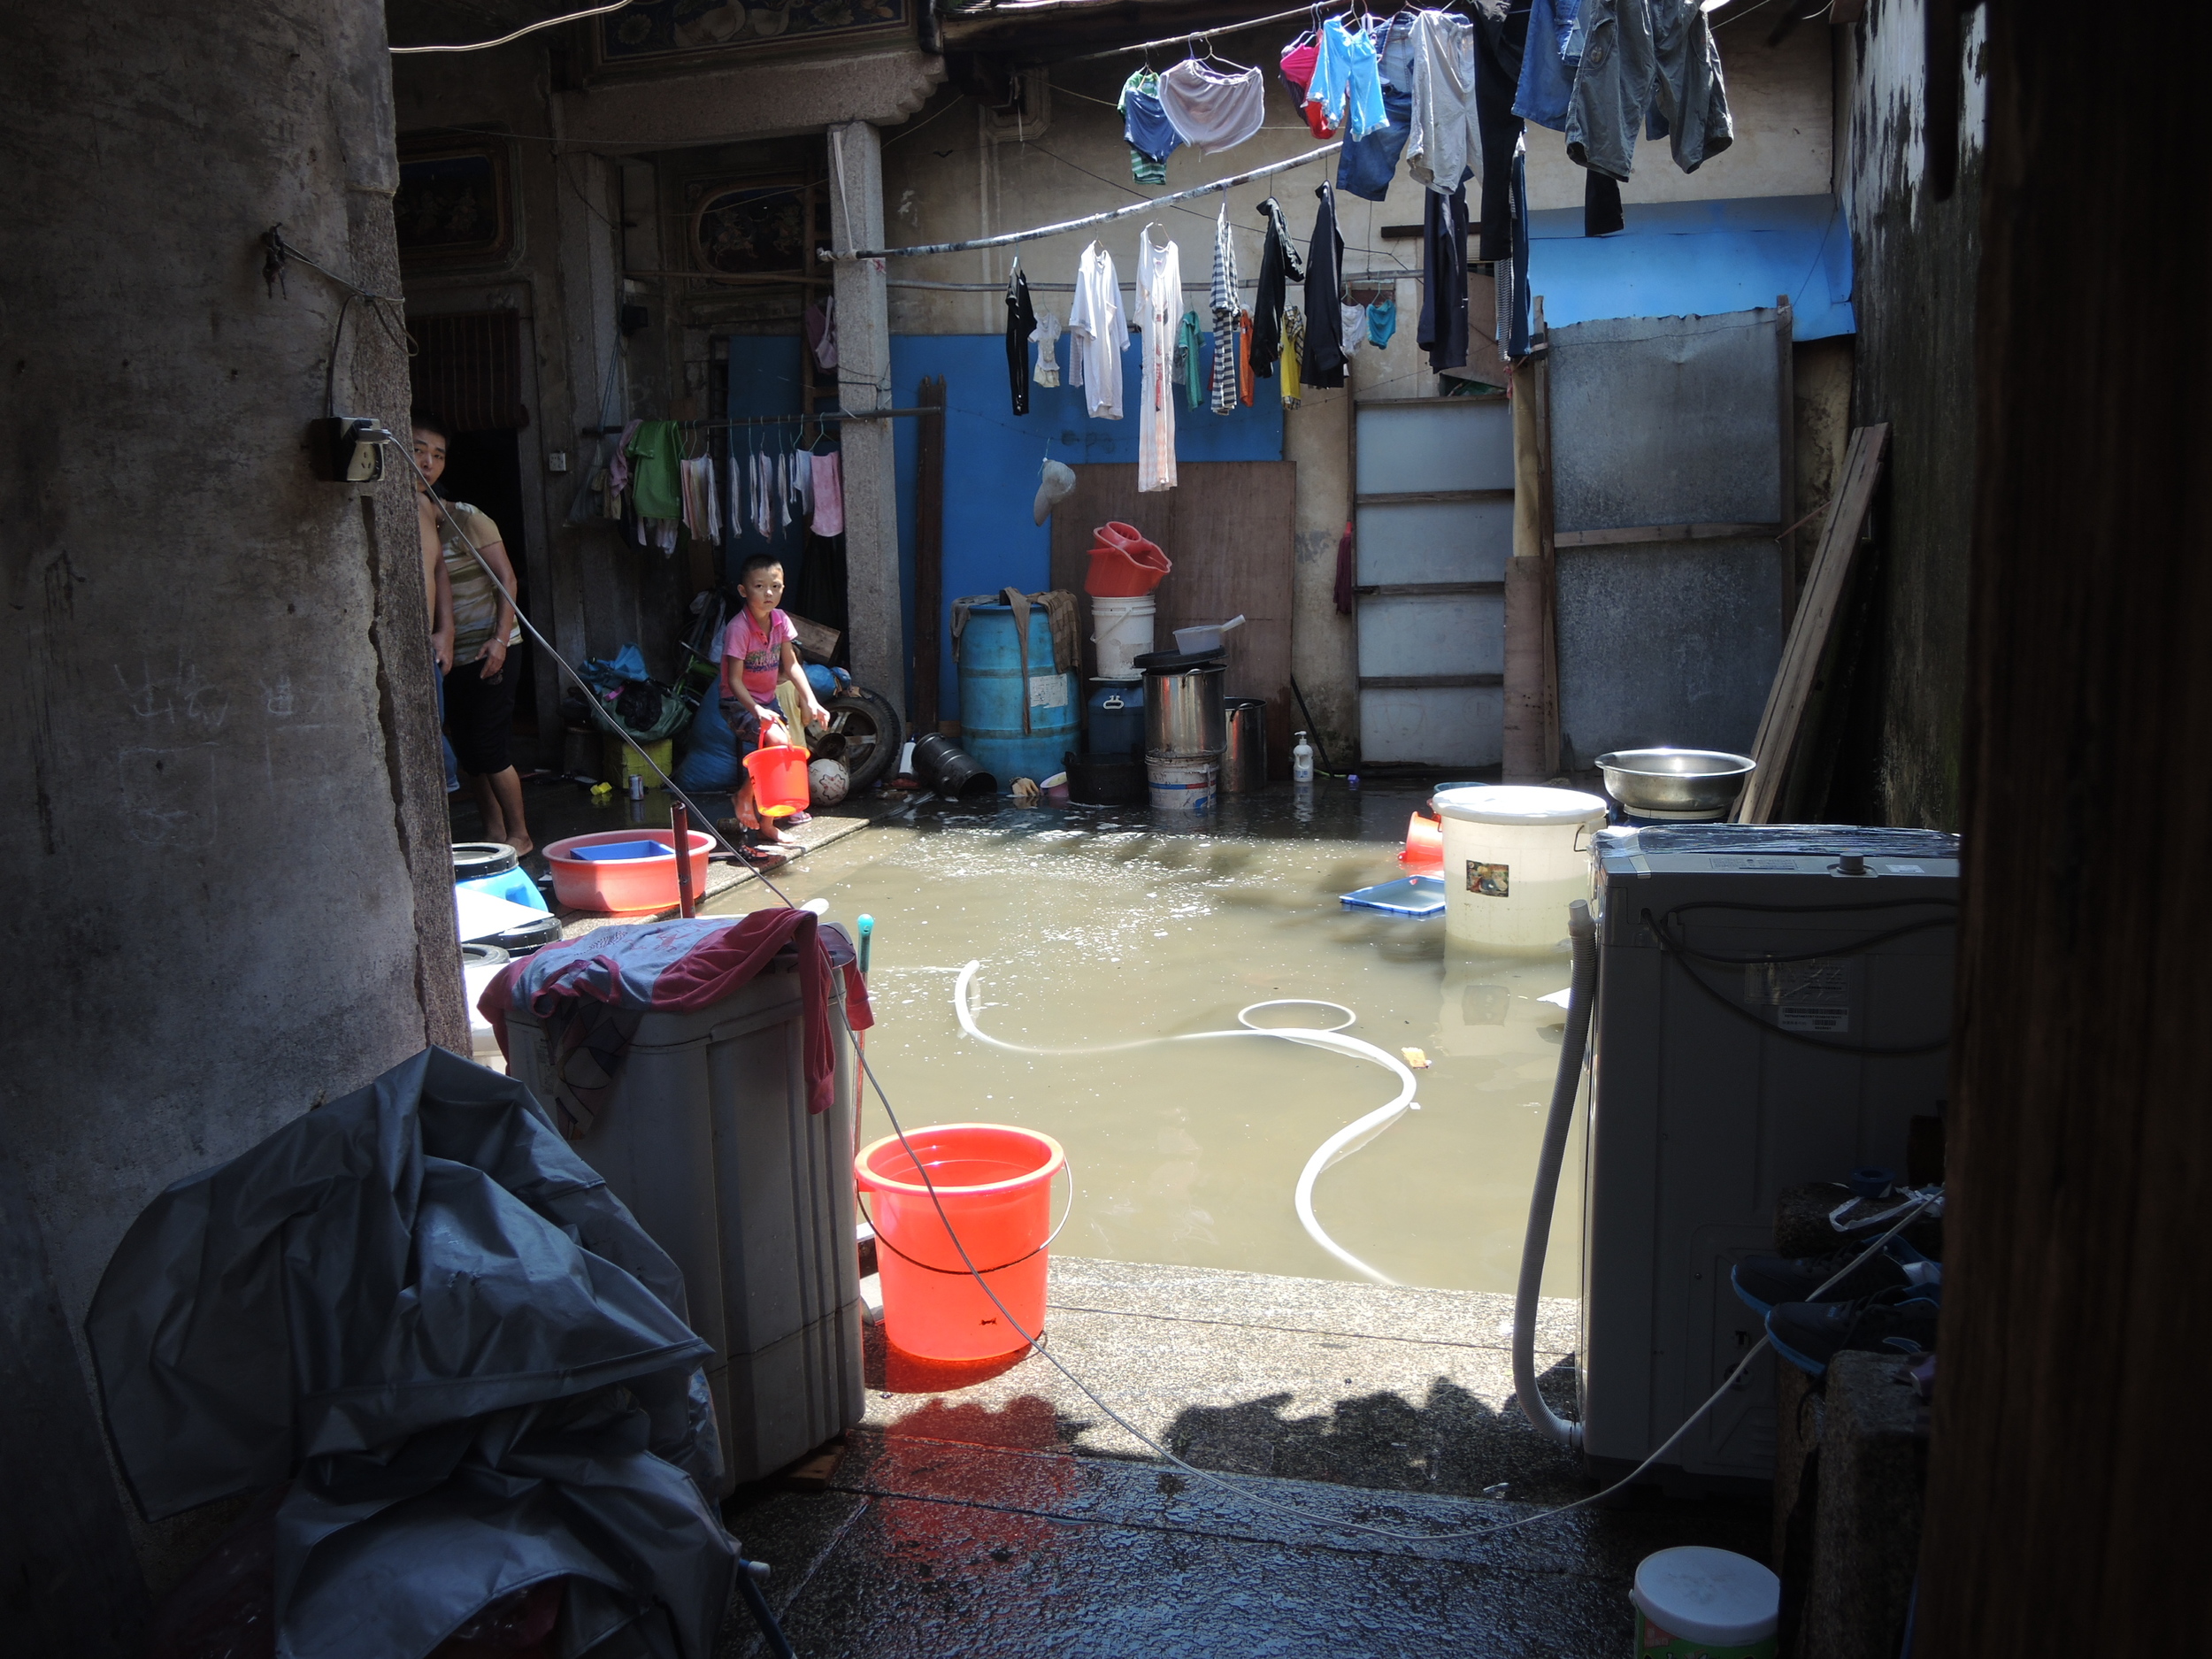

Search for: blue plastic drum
xmin=957 ymin=605 xmax=1079 ymax=791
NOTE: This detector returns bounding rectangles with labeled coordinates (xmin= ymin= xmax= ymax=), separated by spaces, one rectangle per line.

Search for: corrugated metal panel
xmin=409 ymin=311 xmax=527 ymax=431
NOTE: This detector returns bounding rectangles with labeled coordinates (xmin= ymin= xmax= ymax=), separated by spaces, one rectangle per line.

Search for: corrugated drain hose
xmin=1514 ymin=898 xmax=1597 ymax=1450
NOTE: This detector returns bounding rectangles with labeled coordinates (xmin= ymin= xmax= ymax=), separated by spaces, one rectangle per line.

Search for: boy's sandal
xmin=782 ymin=810 xmax=813 ymax=827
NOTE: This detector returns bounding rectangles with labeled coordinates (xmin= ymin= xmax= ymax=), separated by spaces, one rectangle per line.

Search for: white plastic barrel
xmin=1434 ymin=785 xmax=1609 ymax=952
xmin=1092 ymin=595 xmax=1156 ymax=680
xmin=1147 ymin=756 xmax=1217 ymax=814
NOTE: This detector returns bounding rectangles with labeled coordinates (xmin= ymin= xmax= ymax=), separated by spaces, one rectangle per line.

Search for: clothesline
xmin=889 ymin=270 xmax=1411 ymax=292
xmin=1051 ymin=0 xmax=1354 ymax=63
xmin=821 ymin=141 xmax=1343 ymax=263
xmin=578 ymin=409 xmax=932 ymax=435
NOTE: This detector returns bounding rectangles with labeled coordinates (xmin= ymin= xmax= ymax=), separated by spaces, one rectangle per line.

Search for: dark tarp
xmin=87 ymin=1048 xmax=735 ymax=1659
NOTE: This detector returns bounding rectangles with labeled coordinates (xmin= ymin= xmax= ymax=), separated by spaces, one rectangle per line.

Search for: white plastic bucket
xmin=1092 ymin=595 xmax=1156 ymax=680
xmin=1434 ymin=785 xmax=1609 ymax=952
xmin=1147 ymin=755 xmax=1217 ymax=814
xmin=1631 ymin=1547 xmax=1779 ymax=1656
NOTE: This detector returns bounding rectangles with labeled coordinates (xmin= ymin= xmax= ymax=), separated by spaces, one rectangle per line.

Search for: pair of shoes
xmin=1766 ymin=1287 xmax=1939 ymax=1379
xmin=1732 ymin=1244 xmax=1937 ymax=1316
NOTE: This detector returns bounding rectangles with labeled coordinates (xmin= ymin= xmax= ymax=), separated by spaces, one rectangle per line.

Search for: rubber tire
xmin=826 ymin=688 xmax=903 ymax=794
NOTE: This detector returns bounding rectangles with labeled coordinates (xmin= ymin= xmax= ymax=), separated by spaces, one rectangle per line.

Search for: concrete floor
xmin=718 ymin=1258 xmax=1766 ymax=1658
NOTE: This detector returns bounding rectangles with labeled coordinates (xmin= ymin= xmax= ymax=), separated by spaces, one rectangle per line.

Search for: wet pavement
xmin=718 ymin=1257 xmax=1766 ymax=1658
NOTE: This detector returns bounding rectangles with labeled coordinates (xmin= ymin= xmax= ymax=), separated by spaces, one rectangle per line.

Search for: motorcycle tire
xmin=824 ymin=688 xmax=903 ymax=794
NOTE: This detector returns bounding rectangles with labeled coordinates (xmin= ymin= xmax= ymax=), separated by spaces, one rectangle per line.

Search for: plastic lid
xmin=1433 ymin=785 xmax=1608 ymax=826
xmin=1630 ymin=1548 xmax=1779 ymax=1646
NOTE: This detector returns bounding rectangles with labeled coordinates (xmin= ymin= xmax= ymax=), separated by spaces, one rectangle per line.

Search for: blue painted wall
xmin=1529 ymin=193 xmax=1855 ymax=340
xmin=890 ymin=332 xmax=1283 ymax=721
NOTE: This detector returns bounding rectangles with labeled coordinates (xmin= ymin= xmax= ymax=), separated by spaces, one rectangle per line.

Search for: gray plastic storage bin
xmin=504 ymin=956 xmax=864 ymax=1495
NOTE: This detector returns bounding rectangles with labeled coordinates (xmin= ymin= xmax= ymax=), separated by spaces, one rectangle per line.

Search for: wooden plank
xmin=1355 ymin=488 xmax=1516 ymax=507
xmin=779 ymin=1434 xmax=848 ymax=1493
xmin=911 ymin=376 xmax=946 ymax=734
xmin=1355 ymin=581 xmax=1504 ymax=598
xmin=1775 ymin=295 xmax=1799 ymax=627
xmin=1552 ymin=521 xmax=1786 ymax=549
xmin=1503 ymin=347 xmax=1548 ymax=781
xmin=1732 ymin=423 xmax=1891 ymax=823
xmin=1048 ymin=461 xmax=1298 ymax=777
xmin=1360 ymin=673 xmax=1504 ymax=689
xmin=1536 ymin=301 xmax=1561 ymax=776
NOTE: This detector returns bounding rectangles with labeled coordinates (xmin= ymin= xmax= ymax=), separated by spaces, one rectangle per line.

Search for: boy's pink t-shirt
xmin=723 ymin=607 xmax=797 ymax=703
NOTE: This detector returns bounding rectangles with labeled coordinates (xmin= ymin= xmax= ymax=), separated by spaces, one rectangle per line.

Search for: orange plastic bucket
xmin=1084 ymin=522 xmax=1171 ymax=596
xmin=743 ymin=729 xmax=810 ymax=818
xmin=1401 ymin=812 xmax=1444 ymax=872
xmin=855 ymin=1124 xmax=1066 ymax=1361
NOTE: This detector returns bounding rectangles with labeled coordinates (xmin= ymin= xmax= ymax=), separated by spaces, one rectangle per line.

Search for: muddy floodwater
xmin=708 ymin=781 xmax=1588 ymax=1296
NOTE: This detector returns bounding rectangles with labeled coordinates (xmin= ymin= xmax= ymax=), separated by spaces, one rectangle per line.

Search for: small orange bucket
xmin=743 ymin=728 xmax=810 ymax=817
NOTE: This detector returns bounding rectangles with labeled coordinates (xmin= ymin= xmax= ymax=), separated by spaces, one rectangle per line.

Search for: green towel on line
xmin=625 ymin=419 xmax=684 ymax=519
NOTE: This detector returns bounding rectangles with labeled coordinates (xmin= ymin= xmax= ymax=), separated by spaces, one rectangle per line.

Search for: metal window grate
xmin=409 ymin=311 xmax=526 ymax=432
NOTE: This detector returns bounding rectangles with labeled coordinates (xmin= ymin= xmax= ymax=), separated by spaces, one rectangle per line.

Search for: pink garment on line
xmin=810 ymin=452 xmax=844 ymax=537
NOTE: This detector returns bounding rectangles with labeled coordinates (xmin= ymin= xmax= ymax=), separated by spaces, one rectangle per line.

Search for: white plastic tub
xmin=1434 ymin=785 xmax=1609 ymax=952
xmin=1091 ymin=595 xmax=1156 ymax=680
xmin=1147 ymin=755 xmax=1217 ymax=814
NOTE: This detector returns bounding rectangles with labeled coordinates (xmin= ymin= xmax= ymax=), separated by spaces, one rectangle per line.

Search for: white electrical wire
xmin=953 ymin=964 xmax=1414 ymax=1283
xmin=391 ymin=0 xmax=632 ymax=55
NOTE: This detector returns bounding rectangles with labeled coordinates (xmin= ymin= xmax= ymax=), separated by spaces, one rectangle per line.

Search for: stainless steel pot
xmin=1144 ymin=661 xmax=1226 ymax=757
xmin=1594 ymin=748 xmax=1756 ymax=815
xmin=1222 ymin=697 xmax=1268 ymax=794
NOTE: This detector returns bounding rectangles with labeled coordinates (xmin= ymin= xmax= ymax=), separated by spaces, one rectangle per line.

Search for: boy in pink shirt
xmin=721 ymin=553 xmax=829 ymax=855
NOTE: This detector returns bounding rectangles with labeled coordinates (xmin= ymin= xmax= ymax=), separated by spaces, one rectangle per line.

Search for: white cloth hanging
xmin=1157 ymin=58 xmax=1267 ymax=154
xmin=1031 ymin=311 xmax=1064 ymax=388
xmin=1135 ymin=230 xmax=1182 ymax=493
xmin=1066 ymin=241 xmax=1129 ymax=419
xmin=776 ymin=449 xmax=790 ymax=530
xmin=1406 ymin=10 xmax=1483 ymax=194
xmin=1340 ymin=301 xmax=1369 ymax=353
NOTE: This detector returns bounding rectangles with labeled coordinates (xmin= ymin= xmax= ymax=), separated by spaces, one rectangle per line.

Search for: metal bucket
xmin=1222 ymin=698 xmax=1267 ymax=794
xmin=1142 ymin=661 xmax=1225 ymax=757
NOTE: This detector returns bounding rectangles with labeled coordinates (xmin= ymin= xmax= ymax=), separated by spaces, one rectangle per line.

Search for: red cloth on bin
xmin=482 ymin=910 xmax=873 ymax=1125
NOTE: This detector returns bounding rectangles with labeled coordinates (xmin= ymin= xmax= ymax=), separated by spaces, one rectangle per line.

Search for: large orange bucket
xmin=1084 ymin=522 xmax=1171 ymax=596
xmin=856 ymin=1124 xmax=1066 ymax=1361
xmin=742 ymin=728 xmax=810 ymax=817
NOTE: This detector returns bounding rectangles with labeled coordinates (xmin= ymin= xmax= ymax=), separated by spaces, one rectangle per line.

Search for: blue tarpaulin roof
xmin=1527 ymin=193 xmax=1854 ymax=340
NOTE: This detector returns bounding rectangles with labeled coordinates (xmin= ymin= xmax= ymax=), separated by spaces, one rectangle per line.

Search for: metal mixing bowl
xmin=1594 ymin=749 xmax=1757 ymax=814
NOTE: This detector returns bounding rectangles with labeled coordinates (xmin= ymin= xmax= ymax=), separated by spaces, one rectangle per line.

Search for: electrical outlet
xmin=308 ymin=416 xmax=386 ymax=482
xmin=548 ymin=450 xmax=569 ymax=473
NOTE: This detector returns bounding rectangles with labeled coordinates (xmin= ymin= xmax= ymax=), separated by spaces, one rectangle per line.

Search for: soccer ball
xmin=808 ymin=757 xmax=850 ymax=806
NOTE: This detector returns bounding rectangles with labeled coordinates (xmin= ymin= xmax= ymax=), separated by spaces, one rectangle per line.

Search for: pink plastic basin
xmin=543 ymin=828 xmax=714 ymax=914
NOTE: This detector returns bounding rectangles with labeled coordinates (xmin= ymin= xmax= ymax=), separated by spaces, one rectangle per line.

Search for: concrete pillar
xmin=827 ymin=119 xmax=907 ymax=718
xmin=0 ymin=0 xmax=459 ymax=1633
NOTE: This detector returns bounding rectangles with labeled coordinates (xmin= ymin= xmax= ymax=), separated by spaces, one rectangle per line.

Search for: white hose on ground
xmin=1512 ymin=899 xmax=1599 ymax=1450
xmin=951 ymin=962 xmax=1418 ymax=1285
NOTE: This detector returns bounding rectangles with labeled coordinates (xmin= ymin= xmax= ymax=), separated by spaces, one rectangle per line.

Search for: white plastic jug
xmin=1434 ymin=785 xmax=1609 ymax=952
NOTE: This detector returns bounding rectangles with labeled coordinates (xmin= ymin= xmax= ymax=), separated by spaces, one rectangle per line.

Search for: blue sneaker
xmin=1732 ymin=1243 xmax=1939 ymax=1316
xmin=1766 ymin=1288 xmax=1940 ymax=1379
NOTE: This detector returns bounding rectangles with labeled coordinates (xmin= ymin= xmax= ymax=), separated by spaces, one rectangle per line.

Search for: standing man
xmin=413 ymin=411 xmax=534 ymax=855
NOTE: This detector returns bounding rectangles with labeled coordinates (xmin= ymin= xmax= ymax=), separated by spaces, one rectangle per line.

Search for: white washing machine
xmin=1578 ymin=824 xmax=1959 ymax=1486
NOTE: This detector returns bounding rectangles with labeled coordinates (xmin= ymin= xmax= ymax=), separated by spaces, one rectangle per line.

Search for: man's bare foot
xmin=506 ymin=832 xmax=534 ymax=856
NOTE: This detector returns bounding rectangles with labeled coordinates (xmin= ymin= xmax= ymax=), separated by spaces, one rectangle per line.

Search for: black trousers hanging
xmin=1418 ymin=184 xmax=1471 ymax=373
xmin=1004 ymin=268 xmax=1035 ymax=416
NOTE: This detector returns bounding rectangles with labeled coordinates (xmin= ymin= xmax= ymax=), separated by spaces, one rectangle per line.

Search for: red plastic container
xmin=543 ymin=828 xmax=714 ymax=914
xmin=1084 ymin=522 xmax=1171 ymax=596
xmin=743 ymin=730 xmax=810 ymax=818
xmin=1401 ymin=812 xmax=1444 ymax=872
xmin=855 ymin=1123 xmax=1065 ymax=1362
